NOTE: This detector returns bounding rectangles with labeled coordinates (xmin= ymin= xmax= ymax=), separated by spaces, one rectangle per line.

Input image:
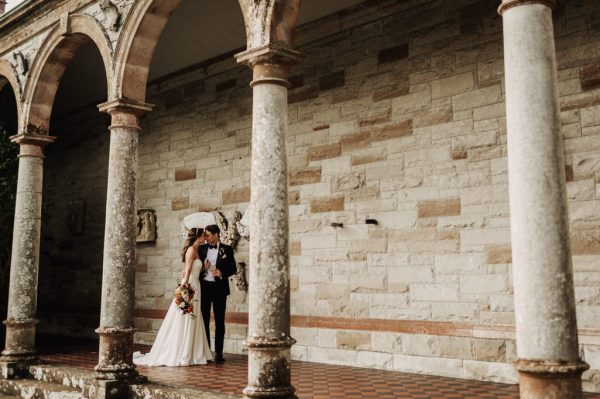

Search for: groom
xmin=199 ymin=224 xmax=237 ymax=363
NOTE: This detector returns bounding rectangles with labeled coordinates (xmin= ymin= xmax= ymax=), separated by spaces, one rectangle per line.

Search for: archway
xmin=112 ymin=0 xmax=248 ymax=344
xmin=22 ymin=14 xmax=111 ymax=341
xmin=0 ymin=72 xmax=20 ymax=345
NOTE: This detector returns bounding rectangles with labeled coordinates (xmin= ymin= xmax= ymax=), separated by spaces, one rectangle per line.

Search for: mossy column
xmin=93 ymin=99 xmax=152 ymax=398
xmin=237 ymin=46 xmax=302 ymax=399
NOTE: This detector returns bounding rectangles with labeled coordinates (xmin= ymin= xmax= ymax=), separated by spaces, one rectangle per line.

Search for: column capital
xmin=9 ymin=133 xmax=56 ymax=158
xmin=236 ymin=44 xmax=303 ymax=66
xmin=498 ymin=0 xmax=556 ymax=15
xmin=98 ymin=99 xmax=154 ymax=131
xmin=236 ymin=44 xmax=303 ymax=87
xmin=98 ymin=98 xmax=154 ymax=116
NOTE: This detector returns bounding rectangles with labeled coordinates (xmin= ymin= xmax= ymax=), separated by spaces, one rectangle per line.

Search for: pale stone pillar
xmin=93 ymin=100 xmax=152 ymax=397
xmin=500 ymin=1 xmax=588 ymax=397
xmin=236 ymin=46 xmax=302 ymax=399
xmin=1 ymin=133 xmax=55 ymax=378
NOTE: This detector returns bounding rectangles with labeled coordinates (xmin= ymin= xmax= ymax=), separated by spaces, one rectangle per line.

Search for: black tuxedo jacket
xmin=198 ymin=242 xmax=237 ymax=296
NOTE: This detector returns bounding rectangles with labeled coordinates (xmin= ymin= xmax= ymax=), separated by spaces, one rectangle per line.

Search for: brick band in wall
xmin=134 ymin=310 xmax=600 ymax=344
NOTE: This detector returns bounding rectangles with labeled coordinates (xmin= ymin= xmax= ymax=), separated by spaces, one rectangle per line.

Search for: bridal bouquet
xmin=174 ymin=283 xmax=196 ymax=318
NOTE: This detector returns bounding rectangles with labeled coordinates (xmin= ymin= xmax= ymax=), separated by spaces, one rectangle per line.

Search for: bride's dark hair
xmin=181 ymin=227 xmax=204 ymax=262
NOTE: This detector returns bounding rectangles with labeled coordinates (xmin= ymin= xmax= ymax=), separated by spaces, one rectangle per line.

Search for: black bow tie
xmin=208 ymin=244 xmax=218 ymax=249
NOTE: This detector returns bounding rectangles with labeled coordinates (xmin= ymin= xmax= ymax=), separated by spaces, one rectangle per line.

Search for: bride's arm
xmin=181 ymin=247 xmax=195 ymax=284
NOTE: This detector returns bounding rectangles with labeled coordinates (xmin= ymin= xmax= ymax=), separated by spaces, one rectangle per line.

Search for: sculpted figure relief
xmin=136 ymin=209 xmax=156 ymax=242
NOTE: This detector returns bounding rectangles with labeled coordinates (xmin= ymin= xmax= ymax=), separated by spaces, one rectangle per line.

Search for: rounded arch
xmin=21 ymin=13 xmax=113 ymax=135
xmin=0 ymin=59 xmax=23 ymax=129
xmin=113 ymin=0 xmax=181 ymax=103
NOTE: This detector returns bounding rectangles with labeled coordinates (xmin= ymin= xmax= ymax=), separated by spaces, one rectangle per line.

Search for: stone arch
xmin=0 ymin=59 xmax=23 ymax=128
xmin=21 ymin=13 xmax=113 ymax=135
xmin=114 ymin=0 xmax=262 ymax=102
xmin=112 ymin=0 xmax=182 ymax=103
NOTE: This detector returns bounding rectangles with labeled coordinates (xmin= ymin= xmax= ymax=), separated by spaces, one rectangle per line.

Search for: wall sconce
xmin=365 ymin=218 xmax=378 ymax=225
xmin=330 ymin=222 xmax=344 ymax=228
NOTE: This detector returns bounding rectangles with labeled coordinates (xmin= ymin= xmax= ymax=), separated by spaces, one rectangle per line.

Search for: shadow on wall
xmin=37 ymin=106 xmax=110 ymax=339
xmin=0 ymin=85 xmax=19 ymax=344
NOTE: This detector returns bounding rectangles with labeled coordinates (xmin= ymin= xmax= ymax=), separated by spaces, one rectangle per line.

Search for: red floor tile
xmin=37 ymin=335 xmax=600 ymax=399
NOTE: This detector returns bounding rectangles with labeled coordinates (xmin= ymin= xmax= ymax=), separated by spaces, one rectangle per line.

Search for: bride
xmin=134 ymin=227 xmax=213 ymax=366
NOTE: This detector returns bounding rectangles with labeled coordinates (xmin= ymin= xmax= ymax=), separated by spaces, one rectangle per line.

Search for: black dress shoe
xmin=215 ymin=355 xmax=225 ymax=364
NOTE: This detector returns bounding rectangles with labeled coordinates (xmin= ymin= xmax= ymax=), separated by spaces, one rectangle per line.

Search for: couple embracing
xmin=135 ymin=224 xmax=236 ymax=366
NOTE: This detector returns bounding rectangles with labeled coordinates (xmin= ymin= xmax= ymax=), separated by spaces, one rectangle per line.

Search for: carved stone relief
xmin=182 ymin=210 xmax=247 ymax=291
xmin=237 ymin=205 xmax=251 ymax=240
xmin=136 ymin=209 xmax=156 ymax=242
xmin=99 ymin=0 xmax=121 ymax=32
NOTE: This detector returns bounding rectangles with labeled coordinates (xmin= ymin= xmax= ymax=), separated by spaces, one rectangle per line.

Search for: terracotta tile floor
xmin=38 ymin=336 xmax=600 ymax=399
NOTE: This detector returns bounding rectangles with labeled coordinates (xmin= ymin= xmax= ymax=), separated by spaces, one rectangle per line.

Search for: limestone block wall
xmin=38 ymin=0 xmax=600 ymax=391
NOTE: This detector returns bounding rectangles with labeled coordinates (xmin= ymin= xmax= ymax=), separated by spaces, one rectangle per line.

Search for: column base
xmin=0 ymin=356 xmax=36 ymax=379
xmin=244 ymin=336 xmax=297 ymax=399
xmin=89 ymin=375 xmax=147 ymax=399
xmin=94 ymin=326 xmax=137 ymax=381
xmin=516 ymin=359 xmax=589 ymax=399
xmin=243 ymin=386 xmax=297 ymax=399
xmin=1 ymin=318 xmax=38 ymax=379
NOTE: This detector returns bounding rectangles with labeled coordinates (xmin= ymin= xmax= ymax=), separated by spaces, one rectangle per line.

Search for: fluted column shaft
xmin=95 ymin=100 xmax=152 ymax=385
xmin=500 ymin=1 xmax=588 ymax=397
xmin=1 ymin=134 xmax=54 ymax=378
xmin=237 ymin=46 xmax=302 ymax=399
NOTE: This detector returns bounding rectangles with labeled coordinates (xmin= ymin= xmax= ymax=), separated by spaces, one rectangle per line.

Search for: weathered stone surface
xmin=222 ymin=186 xmax=250 ymax=205
xmin=319 ymin=71 xmax=345 ymax=91
xmin=371 ymin=120 xmax=413 ymax=141
xmin=581 ymin=63 xmax=600 ymax=91
xmin=171 ymin=196 xmax=189 ymax=211
xmin=289 ymin=167 xmax=322 ymax=186
xmin=378 ymin=43 xmax=409 ymax=64
xmin=417 ymin=198 xmax=460 ymax=218
xmin=174 ymin=167 xmax=196 ymax=181
xmin=308 ymin=143 xmax=341 ymax=161
xmin=483 ymin=244 xmax=511 ymax=264
xmin=311 ymin=196 xmax=345 ymax=213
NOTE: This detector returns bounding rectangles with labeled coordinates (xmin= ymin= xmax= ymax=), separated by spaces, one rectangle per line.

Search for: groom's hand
xmin=212 ymin=269 xmax=222 ymax=279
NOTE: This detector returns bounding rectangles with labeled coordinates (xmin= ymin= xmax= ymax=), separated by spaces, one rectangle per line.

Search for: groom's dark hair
xmin=205 ymin=224 xmax=220 ymax=235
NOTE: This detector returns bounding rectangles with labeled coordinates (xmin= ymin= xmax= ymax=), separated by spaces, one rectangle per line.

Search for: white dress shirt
xmin=203 ymin=243 xmax=219 ymax=282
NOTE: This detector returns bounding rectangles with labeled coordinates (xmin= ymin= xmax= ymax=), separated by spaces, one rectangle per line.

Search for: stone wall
xmin=40 ymin=0 xmax=600 ymax=391
xmin=39 ymin=106 xmax=110 ymax=337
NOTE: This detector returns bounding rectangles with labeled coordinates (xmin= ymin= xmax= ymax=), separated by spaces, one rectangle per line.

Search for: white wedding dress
xmin=134 ymin=259 xmax=213 ymax=366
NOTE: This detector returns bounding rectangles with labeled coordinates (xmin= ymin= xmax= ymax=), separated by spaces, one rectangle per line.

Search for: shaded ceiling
xmin=52 ymin=0 xmax=364 ymax=117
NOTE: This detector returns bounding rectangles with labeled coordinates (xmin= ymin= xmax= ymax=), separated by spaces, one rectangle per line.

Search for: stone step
xmin=0 ymin=378 xmax=83 ymax=399
xmin=130 ymin=383 xmax=238 ymax=399
xmin=29 ymin=364 xmax=95 ymax=392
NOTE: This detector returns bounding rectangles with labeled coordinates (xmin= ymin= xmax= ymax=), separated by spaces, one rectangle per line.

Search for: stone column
xmin=93 ymin=99 xmax=152 ymax=398
xmin=1 ymin=133 xmax=55 ymax=378
xmin=499 ymin=1 xmax=589 ymax=397
xmin=236 ymin=45 xmax=302 ymax=399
